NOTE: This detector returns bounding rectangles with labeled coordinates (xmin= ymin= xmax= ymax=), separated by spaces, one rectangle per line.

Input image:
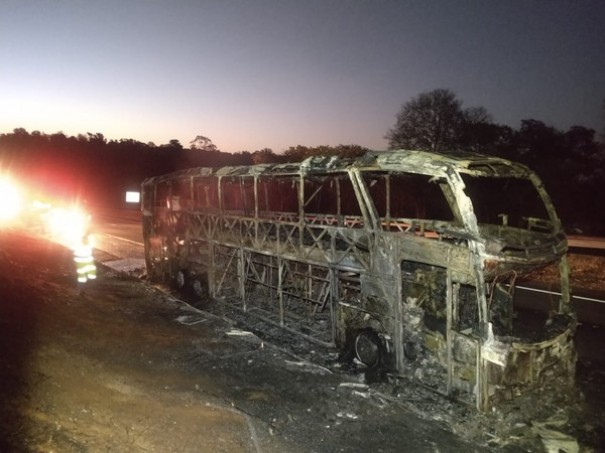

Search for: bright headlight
xmin=0 ymin=176 xmax=23 ymax=222
xmin=45 ymin=206 xmax=91 ymax=248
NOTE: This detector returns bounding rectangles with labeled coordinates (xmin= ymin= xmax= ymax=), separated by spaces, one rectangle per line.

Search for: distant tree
xmin=485 ymin=124 xmax=517 ymax=159
xmin=161 ymin=139 xmax=183 ymax=150
xmin=462 ymin=106 xmax=492 ymax=125
xmin=283 ymin=145 xmax=312 ymax=162
xmin=333 ymin=144 xmax=370 ymax=158
xmin=252 ymin=148 xmax=280 ymax=164
xmin=457 ymin=107 xmax=513 ymax=154
xmin=601 ymin=98 xmax=605 ymax=142
xmin=558 ymin=125 xmax=605 ymax=234
xmin=86 ymin=132 xmax=106 ymax=145
xmin=189 ymin=135 xmax=218 ymax=152
xmin=565 ymin=125 xmax=597 ymax=153
xmin=49 ymin=132 xmax=70 ymax=148
xmin=386 ymin=88 xmax=464 ymax=152
xmin=563 ymin=126 xmax=603 ymax=182
xmin=515 ymin=119 xmax=565 ymax=162
xmin=282 ymin=144 xmax=369 ymax=162
xmin=12 ymin=127 xmax=28 ymax=136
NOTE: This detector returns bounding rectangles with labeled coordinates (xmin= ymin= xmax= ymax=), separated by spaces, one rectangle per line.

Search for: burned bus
xmin=141 ymin=149 xmax=576 ymax=410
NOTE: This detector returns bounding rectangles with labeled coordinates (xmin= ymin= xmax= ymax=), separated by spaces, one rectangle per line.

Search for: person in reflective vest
xmin=74 ymin=233 xmax=97 ymax=284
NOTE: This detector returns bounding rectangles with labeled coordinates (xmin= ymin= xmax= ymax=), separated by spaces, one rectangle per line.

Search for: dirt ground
xmin=0 ymin=233 xmax=261 ymax=452
xmin=1 ymin=230 xmax=604 ymax=452
xmin=525 ymin=251 xmax=605 ymax=293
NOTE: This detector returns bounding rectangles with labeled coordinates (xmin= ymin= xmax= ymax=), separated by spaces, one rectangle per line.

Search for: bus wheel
xmin=354 ymin=329 xmax=382 ymax=369
xmin=190 ymin=277 xmax=206 ymax=299
xmin=174 ymin=270 xmax=186 ymax=290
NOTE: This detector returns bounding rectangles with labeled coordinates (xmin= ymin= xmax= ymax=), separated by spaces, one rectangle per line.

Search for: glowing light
xmin=0 ymin=176 xmax=23 ymax=222
xmin=125 ymin=191 xmax=140 ymax=203
xmin=31 ymin=200 xmax=52 ymax=210
xmin=45 ymin=206 xmax=91 ymax=249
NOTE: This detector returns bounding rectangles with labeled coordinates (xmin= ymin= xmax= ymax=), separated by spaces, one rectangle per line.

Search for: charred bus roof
xmin=361 ymin=150 xmax=532 ymax=178
xmin=142 ymin=149 xmax=534 ymax=184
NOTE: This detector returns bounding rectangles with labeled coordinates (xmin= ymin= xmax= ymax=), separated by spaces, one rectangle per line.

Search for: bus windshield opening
xmin=461 ymin=175 xmax=550 ymax=231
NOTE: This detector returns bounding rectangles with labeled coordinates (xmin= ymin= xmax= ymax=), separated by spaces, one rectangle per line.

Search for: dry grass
xmin=525 ymin=253 xmax=605 ymax=293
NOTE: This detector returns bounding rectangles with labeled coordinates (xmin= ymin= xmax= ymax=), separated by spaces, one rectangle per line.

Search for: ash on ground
xmin=172 ymin=282 xmax=605 ymax=453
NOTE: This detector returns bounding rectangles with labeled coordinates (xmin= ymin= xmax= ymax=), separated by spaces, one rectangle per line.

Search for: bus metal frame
xmin=141 ymin=150 xmax=576 ymax=411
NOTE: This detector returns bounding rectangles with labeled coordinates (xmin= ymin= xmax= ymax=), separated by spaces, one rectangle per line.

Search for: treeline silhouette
xmin=0 ymin=126 xmax=603 ymax=235
xmin=0 ymin=129 xmax=368 ymax=209
xmin=483 ymin=120 xmax=605 ymax=236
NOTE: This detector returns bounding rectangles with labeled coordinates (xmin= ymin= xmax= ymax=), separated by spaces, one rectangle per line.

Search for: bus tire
xmin=174 ymin=269 xmax=186 ymax=290
xmin=354 ymin=329 xmax=383 ymax=369
xmin=190 ymin=277 xmax=206 ymax=299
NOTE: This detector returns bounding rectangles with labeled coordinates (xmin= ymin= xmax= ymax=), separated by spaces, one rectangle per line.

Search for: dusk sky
xmin=1 ymin=0 xmax=604 ymax=153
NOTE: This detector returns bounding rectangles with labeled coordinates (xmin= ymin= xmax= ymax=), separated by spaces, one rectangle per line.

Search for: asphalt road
xmin=567 ymin=235 xmax=605 ymax=251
